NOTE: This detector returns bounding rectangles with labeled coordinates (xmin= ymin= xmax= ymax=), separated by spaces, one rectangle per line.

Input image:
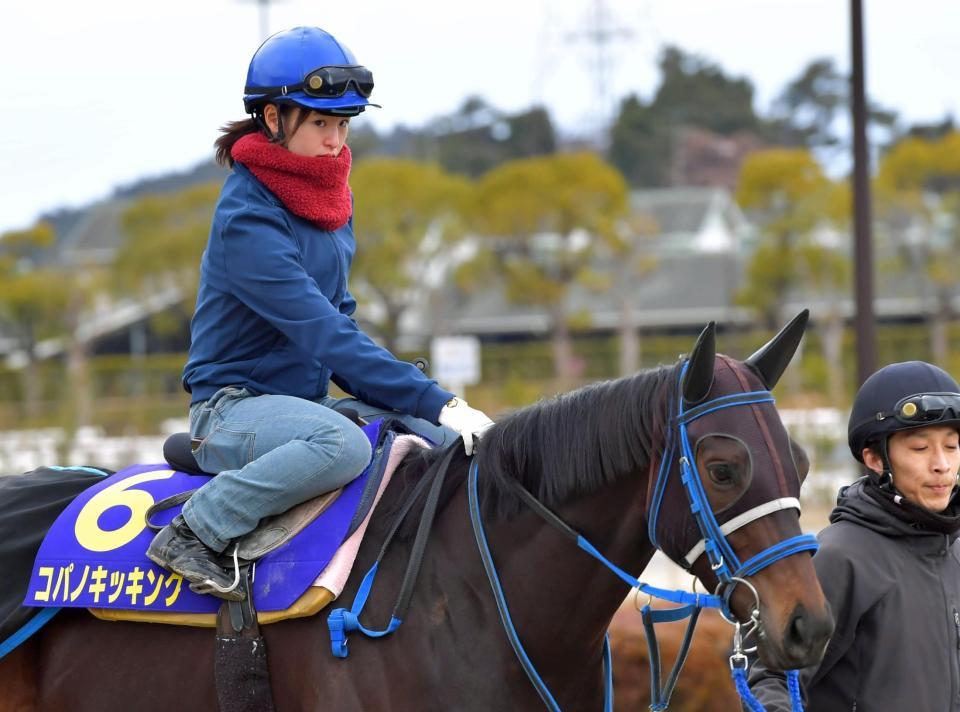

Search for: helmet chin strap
xmin=876 ymin=437 xmax=899 ymax=496
xmin=253 ymin=106 xmax=286 ymax=144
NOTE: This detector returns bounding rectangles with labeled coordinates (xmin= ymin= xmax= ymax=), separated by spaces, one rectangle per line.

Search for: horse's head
xmin=649 ymin=311 xmax=833 ymax=670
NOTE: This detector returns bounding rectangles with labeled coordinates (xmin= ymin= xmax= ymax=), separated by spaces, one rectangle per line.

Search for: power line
xmin=238 ymin=0 xmax=284 ymax=40
xmin=565 ymin=0 xmax=636 ymax=146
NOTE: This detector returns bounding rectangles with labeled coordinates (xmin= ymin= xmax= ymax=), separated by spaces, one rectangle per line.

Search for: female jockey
xmin=147 ymin=26 xmax=493 ymax=600
xmin=749 ymin=361 xmax=960 ymax=711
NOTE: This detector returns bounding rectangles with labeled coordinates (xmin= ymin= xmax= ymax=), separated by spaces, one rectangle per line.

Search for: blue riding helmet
xmin=243 ymin=26 xmax=380 ymax=116
xmin=848 ymin=360 xmax=960 ymax=462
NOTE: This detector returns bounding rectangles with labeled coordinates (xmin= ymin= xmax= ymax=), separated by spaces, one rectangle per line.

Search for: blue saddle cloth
xmin=23 ymin=419 xmax=396 ymax=616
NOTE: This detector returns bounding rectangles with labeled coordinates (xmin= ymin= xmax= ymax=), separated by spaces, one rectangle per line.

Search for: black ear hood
xmin=682 ymin=322 xmax=716 ymax=405
xmin=745 ymin=310 xmax=808 ymax=390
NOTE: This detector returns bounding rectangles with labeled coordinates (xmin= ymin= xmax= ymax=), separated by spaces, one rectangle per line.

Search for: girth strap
xmin=214 ymin=564 xmax=276 ymax=712
xmin=327 ymin=445 xmax=456 ymax=657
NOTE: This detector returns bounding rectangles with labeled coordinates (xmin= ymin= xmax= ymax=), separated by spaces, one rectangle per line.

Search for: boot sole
xmin=145 ymin=551 xmax=245 ymax=602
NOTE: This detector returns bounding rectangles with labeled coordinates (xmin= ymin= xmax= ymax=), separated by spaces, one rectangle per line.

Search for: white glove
xmin=437 ymin=397 xmax=494 ymax=455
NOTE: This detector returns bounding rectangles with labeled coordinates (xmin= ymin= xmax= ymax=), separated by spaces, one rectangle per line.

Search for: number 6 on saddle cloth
xmin=20 ymin=418 xmax=426 ymax=624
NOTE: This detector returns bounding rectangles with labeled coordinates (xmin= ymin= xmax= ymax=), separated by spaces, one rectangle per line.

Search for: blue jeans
xmin=181 ymin=386 xmax=457 ymax=552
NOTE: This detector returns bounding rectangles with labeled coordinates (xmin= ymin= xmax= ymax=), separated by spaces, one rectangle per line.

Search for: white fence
xmin=0 ymin=419 xmax=189 ymax=474
xmin=0 ymin=410 xmax=858 ymax=590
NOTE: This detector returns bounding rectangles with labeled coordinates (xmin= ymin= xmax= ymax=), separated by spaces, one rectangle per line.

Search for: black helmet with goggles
xmin=848 ymin=361 xmax=960 ymax=463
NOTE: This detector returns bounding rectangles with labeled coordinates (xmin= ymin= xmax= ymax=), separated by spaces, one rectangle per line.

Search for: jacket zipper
xmin=329 ymin=228 xmax=348 ymax=309
xmin=954 ymin=607 xmax=960 ymax=697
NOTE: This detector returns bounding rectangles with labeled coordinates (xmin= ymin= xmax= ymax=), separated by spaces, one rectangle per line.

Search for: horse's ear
xmin=745 ymin=309 xmax=810 ymax=389
xmin=683 ymin=322 xmax=716 ymax=405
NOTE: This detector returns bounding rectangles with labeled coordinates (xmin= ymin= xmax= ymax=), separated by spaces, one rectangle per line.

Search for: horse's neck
xmin=467 ymin=470 xmax=655 ymax=662
xmin=336 ymin=466 xmax=654 ymax=706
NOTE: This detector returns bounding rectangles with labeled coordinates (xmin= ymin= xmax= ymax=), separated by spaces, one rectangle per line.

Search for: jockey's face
xmin=264 ymin=106 xmax=350 ymax=158
xmin=864 ymin=425 xmax=960 ymax=512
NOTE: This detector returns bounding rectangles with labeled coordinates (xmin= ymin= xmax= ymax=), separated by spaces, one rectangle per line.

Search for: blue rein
xmin=328 ymin=367 xmax=816 ymax=710
xmin=468 ymin=365 xmax=817 ymax=711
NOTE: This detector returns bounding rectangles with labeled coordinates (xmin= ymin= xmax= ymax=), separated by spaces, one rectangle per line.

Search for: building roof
xmin=629 ymin=187 xmax=749 ymax=253
xmin=56 ymin=198 xmax=132 ymax=266
xmin=445 ymin=252 xmax=753 ymax=336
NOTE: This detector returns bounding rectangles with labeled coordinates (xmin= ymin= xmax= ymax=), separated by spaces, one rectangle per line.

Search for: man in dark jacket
xmin=749 ymin=360 xmax=960 ymax=711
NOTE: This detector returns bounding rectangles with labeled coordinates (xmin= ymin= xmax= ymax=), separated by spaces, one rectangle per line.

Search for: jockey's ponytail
xmin=214 ymin=105 xmax=314 ymax=167
xmin=214 ymin=118 xmax=260 ymax=167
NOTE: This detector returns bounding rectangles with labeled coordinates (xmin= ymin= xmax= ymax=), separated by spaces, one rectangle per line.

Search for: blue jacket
xmin=182 ymin=163 xmax=453 ymax=423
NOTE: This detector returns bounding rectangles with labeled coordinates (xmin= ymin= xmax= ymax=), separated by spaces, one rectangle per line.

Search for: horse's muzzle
xmin=764 ymin=601 xmax=834 ymax=670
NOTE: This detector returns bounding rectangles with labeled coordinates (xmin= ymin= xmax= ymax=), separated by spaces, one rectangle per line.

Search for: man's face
xmin=865 ymin=425 xmax=960 ymax=512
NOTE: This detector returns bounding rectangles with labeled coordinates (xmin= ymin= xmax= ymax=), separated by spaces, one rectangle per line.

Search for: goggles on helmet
xmin=879 ymin=392 xmax=960 ymax=426
xmin=245 ymin=65 xmax=374 ymax=101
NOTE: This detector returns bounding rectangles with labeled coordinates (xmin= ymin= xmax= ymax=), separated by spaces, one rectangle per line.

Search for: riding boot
xmin=147 ymin=514 xmax=245 ymax=601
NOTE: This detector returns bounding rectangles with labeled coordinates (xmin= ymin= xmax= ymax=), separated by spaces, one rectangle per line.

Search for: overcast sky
xmin=2 ymin=0 xmax=958 ymax=233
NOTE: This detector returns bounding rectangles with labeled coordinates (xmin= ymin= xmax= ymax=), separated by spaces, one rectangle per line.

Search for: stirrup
xmin=191 ymin=544 xmax=242 ymax=596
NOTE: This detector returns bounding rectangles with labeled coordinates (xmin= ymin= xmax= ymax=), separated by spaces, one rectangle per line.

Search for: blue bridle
xmin=327 ymin=363 xmax=819 ymax=710
xmin=648 ymin=361 xmax=819 ymax=605
xmin=469 ymin=362 xmax=819 ymax=711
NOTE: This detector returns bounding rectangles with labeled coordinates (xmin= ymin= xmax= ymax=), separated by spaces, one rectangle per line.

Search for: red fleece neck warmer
xmin=231 ymin=132 xmax=353 ymax=231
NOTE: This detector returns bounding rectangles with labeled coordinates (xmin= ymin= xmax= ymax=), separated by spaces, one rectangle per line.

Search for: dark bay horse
xmin=0 ymin=317 xmax=832 ymax=711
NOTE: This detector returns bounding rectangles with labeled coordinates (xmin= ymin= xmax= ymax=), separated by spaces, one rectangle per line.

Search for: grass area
xmin=0 ymin=319 xmax=955 ymax=433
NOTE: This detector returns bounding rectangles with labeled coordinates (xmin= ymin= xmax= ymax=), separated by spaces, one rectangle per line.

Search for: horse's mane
xmin=476 ymin=363 xmax=677 ymax=518
xmin=373 ymin=363 xmax=678 ymax=539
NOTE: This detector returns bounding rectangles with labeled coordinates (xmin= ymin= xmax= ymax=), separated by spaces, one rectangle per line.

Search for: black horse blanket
xmin=0 ymin=466 xmax=111 ymax=651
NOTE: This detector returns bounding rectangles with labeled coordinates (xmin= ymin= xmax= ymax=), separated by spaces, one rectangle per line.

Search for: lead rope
xmin=729 ymin=621 xmax=804 ymax=712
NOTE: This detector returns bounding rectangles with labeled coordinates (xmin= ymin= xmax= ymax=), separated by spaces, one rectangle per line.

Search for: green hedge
xmin=0 ymin=321 xmax=955 ymax=432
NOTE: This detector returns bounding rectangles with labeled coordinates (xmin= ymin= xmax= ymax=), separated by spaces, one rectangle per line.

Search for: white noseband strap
xmin=683 ymin=497 xmax=803 ymax=568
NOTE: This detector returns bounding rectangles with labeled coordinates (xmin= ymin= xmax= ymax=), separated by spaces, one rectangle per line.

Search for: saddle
xmin=21 ymin=418 xmax=428 ymax=630
xmin=11 ymin=420 xmax=431 ymax=712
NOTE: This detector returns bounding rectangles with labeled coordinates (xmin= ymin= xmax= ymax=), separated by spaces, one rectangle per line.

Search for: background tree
xmin=349 ymin=158 xmax=471 ymax=353
xmin=875 ymin=132 xmax=960 ymax=366
xmin=607 ymin=95 xmax=666 ymax=187
xmin=431 ymin=97 xmax=557 ymax=177
xmin=795 ymin=201 xmax=851 ymax=400
xmin=736 ymin=149 xmax=836 ymax=323
xmin=0 ymin=222 xmax=73 ymax=421
xmin=112 ymin=182 xmax=219 ymax=330
xmin=766 ymin=59 xmax=847 ymax=150
xmin=651 ymin=46 xmax=760 ymax=135
xmin=608 ymin=46 xmax=762 ymax=188
xmin=765 ymin=58 xmax=899 ymax=156
xmin=605 ymin=211 xmax=659 ymax=376
xmin=469 ymin=153 xmax=628 ymax=385
xmin=736 ymin=149 xmax=848 ymax=394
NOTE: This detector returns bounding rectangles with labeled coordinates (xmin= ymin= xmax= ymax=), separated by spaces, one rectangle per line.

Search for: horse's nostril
xmin=783 ymin=604 xmax=833 ymax=663
xmin=789 ymin=611 xmax=806 ymax=642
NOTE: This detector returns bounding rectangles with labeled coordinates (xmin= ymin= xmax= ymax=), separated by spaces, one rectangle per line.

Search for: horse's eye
xmin=707 ymin=463 xmax=736 ymax=486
